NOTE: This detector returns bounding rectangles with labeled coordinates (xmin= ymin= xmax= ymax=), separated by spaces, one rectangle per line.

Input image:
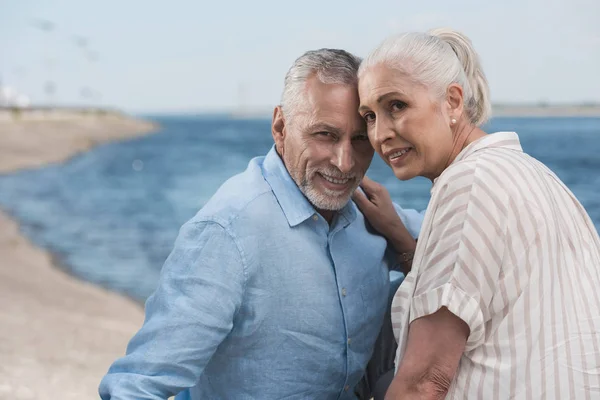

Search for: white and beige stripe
xmin=391 ymin=132 xmax=600 ymax=399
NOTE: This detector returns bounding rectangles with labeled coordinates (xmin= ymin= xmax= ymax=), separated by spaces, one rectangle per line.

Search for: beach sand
xmin=0 ymin=110 xmax=154 ymax=399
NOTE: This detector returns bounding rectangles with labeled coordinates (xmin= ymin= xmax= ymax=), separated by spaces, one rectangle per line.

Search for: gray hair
xmin=281 ymin=49 xmax=362 ymax=122
xmin=358 ymin=28 xmax=491 ymax=126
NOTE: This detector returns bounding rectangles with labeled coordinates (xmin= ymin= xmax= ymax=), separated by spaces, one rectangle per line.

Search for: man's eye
xmin=363 ymin=113 xmax=375 ymax=123
xmin=316 ymin=131 xmax=330 ymax=136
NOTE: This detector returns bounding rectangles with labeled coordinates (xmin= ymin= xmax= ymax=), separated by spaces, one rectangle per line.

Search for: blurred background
xmin=0 ymin=0 xmax=599 ymax=398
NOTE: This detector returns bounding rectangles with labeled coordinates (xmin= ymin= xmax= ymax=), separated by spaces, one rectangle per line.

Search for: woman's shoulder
xmin=440 ymin=145 xmax=529 ymax=189
xmin=432 ymin=148 xmax=527 ymax=214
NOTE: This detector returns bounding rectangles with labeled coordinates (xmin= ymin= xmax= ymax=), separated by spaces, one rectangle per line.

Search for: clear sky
xmin=1 ymin=0 xmax=598 ymax=113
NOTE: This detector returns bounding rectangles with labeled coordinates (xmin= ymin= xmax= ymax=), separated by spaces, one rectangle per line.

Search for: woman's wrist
xmin=396 ymin=249 xmax=415 ymax=274
xmin=388 ymin=227 xmax=417 ymax=253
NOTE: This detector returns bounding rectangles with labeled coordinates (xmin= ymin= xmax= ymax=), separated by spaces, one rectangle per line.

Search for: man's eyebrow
xmin=307 ymin=123 xmax=341 ymax=134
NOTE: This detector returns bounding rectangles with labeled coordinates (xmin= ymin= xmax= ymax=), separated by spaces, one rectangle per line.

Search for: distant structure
xmin=229 ymin=82 xmax=272 ymax=119
xmin=0 ymin=78 xmax=31 ymax=108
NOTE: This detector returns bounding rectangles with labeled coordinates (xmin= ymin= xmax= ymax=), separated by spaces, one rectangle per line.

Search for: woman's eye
xmin=363 ymin=113 xmax=375 ymax=123
xmin=391 ymin=101 xmax=407 ymax=111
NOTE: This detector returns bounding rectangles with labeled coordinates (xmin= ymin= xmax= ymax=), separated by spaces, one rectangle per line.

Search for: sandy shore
xmin=0 ymin=110 xmax=154 ymax=399
xmin=0 ymin=109 xmax=158 ymax=173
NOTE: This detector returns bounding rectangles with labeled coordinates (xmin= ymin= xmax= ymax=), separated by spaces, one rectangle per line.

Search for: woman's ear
xmin=446 ymin=83 xmax=465 ymax=122
xmin=271 ymin=106 xmax=286 ymax=156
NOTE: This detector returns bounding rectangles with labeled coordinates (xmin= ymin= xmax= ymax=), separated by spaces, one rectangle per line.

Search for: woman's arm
xmin=385 ymin=307 xmax=468 ymax=400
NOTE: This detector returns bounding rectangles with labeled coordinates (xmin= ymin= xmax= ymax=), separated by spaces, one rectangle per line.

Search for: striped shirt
xmin=391 ymin=132 xmax=600 ymax=399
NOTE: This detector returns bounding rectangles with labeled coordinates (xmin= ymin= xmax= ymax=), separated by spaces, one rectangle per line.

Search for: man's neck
xmin=317 ymin=209 xmax=335 ymax=225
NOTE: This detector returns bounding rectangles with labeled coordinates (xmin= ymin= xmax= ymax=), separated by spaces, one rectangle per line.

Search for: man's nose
xmin=332 ymin=140 xmax=355 ymax=174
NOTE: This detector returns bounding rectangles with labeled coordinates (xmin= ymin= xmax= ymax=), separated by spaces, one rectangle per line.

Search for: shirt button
xmin=312 ymin=214 xmax=318 ymax=221
xmin=341 ymin=288 xmax=347 ymax=297
xmin=347 ymin=338 xmax=352 ymax=345
xmin=344 ymin=385 xmax=350 ymax=391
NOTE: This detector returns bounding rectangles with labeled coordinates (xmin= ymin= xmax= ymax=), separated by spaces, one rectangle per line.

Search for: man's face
xmin=273 ymin=76 xmax=374 ymax=212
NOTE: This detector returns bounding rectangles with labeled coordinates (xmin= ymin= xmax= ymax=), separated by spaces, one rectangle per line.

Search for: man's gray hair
xmin=359 ymin=28 xmax=492 ymax=126
xmin=281 ymin=49 xmax=362 ymax=122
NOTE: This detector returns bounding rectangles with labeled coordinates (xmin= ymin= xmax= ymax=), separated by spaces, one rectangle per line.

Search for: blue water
xmin=1 ymin=116 xmax=599 ymax=303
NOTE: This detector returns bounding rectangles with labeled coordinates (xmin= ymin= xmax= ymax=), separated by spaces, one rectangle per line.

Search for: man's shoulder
xmin=191 ymin=156 xmax=278 ymax=230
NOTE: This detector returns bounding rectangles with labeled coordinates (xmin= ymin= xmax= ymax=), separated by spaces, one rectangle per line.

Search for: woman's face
xmin=358 ymin=64 xmax=455 ymax=181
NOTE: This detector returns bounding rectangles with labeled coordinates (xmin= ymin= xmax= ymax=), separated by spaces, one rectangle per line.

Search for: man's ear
xmin=271 ymin=106 xmax=286 ymax=157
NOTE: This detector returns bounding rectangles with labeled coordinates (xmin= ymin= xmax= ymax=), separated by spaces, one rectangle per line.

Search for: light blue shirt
xmin=99 ymin=147 xmax=423 ymax=400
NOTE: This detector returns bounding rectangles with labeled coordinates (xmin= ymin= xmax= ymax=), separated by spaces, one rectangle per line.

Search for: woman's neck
xmin=430 ymin=123 xmax=487 ymax=182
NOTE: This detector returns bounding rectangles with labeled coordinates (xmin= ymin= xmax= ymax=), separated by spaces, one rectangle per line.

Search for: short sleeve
xmin=410 ymin=161 xmax=508 ymax=351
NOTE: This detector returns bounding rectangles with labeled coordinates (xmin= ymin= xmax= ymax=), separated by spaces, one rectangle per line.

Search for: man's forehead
xmin=303 ymin=113 xmax=366 ymax=135
xmin=305 ymin=77 xmax=359 ymax=101
xmin=289 ymin=77 xmax=363 ymax=131
xmin=303 ymin=82 xmax=360 ymax=114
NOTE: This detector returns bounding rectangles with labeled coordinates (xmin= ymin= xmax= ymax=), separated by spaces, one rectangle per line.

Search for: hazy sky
xmin=1 ymin=0 xmax=599 ymax=113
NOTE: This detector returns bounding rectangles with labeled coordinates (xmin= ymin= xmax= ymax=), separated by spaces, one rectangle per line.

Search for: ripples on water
xmin=0 ymin=116 xmax=598 ymax=302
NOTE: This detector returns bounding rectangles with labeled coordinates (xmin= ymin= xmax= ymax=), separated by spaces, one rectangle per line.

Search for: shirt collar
xmin=454 ymin=131 xmax=522 ymax=163
xmin=262 ymin=146 xmax=357 ymax=227
xmin=433 ymin=131 xmax=522 ymax=187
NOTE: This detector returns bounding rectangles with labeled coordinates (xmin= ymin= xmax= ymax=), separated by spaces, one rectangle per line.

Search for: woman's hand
xmin=352 ymin=176 xmax=416 ymax=253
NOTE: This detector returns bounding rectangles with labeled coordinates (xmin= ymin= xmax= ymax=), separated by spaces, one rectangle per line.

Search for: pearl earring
xmin=451 ymin=118 xmax=457 ymax=125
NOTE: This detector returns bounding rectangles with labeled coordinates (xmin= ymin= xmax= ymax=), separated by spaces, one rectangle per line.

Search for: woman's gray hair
xmin=281 ymin=49 xmax=362 ymax=122
xmin=358 ymin=28 xmax=491 ymax=126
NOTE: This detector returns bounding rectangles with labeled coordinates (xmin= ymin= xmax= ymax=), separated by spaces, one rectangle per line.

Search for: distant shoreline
xmin=6 ymin=103 xmax=600 ymax=120
xmin=0 ymin=107 xmax=160 ymax=173
xmin=141 ymin=103 xmax=600 ymax=119
xmin=492 ymin=104 xmax=600 ymax=118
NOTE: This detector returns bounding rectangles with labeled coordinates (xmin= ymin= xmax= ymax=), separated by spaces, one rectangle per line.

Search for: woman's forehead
xmin=358 ymin=66 xmax=423 ymax=106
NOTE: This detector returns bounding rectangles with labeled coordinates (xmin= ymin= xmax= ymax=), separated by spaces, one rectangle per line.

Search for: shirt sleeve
xmin=99 ymin=220 xmax=246 ymax=399
xmin=409 ymin=162 xmax=508 ymax=351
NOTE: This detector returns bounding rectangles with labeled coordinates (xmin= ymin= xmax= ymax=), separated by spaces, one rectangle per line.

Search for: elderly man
xmin=99 ymin=48 xmax=423 ymax=400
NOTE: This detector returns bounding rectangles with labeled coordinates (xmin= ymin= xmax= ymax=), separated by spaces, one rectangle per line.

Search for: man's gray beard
xmin=295 ymin=168 xmax=361 ymax=211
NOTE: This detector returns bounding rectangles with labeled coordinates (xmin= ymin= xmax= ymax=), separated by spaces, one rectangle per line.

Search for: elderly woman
xmin=353 ymin=28 xmax=600 ymax=399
